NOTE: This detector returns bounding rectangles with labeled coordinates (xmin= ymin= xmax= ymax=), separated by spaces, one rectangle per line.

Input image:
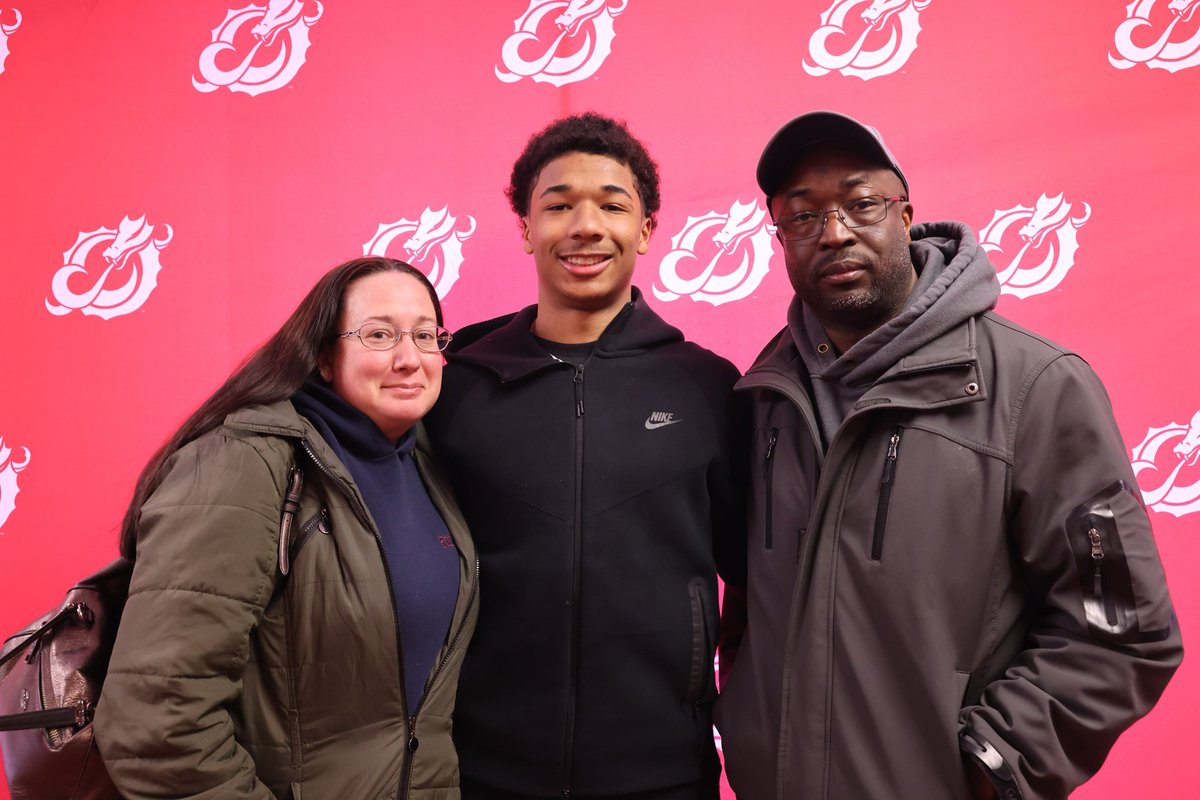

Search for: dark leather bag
xmin=0 ymin=558 xmax=131 ymax=800
xmin=0 ymin=460 xmax=305 ymax=799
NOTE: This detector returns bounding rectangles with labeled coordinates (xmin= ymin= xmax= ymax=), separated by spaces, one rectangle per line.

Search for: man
xmin=426 ymin=112 xmax=744 ymax=800
xmin=715 ymin=111 xmax=1182 ymax=800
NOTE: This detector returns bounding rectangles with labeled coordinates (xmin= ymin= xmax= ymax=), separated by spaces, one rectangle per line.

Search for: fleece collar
xmin=448 ymin=286 xmax=684 ymax=382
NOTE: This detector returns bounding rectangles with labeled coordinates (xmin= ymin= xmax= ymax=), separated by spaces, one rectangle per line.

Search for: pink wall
xmin=2 ymin=1 xmax=1198 ymax=796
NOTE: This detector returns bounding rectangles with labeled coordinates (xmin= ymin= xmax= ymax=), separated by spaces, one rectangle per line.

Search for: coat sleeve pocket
xmin=1065 ymin=480 xmax=1173 ymax=643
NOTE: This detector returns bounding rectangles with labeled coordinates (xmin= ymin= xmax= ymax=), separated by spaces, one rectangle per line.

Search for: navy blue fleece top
xmin=292 ymin=382 xmax=458 ymax=707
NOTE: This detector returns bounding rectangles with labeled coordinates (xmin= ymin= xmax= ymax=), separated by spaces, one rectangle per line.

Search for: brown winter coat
xmin=96 ymin=400 xmax=478 ymax=800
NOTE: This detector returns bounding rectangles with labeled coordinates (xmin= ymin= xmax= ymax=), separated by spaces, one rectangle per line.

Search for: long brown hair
xmin=119 ymin=256 xmax=442 ymax=558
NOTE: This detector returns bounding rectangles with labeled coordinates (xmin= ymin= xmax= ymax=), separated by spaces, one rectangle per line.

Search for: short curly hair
xmin=507 ymin=112 xmax=661 ymax=230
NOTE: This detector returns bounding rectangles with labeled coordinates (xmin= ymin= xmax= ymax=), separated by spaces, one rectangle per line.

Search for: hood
xmin=800 ymin=220 xmax=1001 ymax=389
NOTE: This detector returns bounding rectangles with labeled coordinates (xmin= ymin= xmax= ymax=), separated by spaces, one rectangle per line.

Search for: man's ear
xmin=637 ymin=215 xmax=653 ymax=255
xmin=521 ymin=217 xmax=534 ymax=254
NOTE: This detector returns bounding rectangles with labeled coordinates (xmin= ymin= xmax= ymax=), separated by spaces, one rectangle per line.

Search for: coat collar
xmin=743 ymin=317 xmax=986 ymax=412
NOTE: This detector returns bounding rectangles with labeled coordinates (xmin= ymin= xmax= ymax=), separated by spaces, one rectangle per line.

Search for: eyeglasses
xmin=773 ymin=195 xmax=907 ymax=241
xmin=338 ymin=323 xmax=453 ymax=353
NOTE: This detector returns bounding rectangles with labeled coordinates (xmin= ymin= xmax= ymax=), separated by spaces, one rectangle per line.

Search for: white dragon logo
xmin=978 ymin=193 xmax=1091 ymax=300
xmin=0 ymin=7 xmax=20 ymax=76
xmin=1110 ymin=0 xmax=1200 ymax=73
xmin=496 ymin=0 xmax=628 ymax=86
xmin=363 ymin=206 xmax=477 ymax=299
xmin=46 ymin=215 xmax=174 ymax=319
xmin=193 ymin=0 xmax=324 ymax=96
xmin=804 ymin=0 xmax=932 ymax=81
xmin=1132 ymin=409 xmax=1200 ymax=517
xmin=0 ymin=437 xmax=31 ymax=534
xmin=653 ymin=200 xmax=774 ymax=307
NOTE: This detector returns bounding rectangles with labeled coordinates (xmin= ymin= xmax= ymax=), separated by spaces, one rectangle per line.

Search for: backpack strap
xmin=277 ymin=464 xmax=304 ymax=576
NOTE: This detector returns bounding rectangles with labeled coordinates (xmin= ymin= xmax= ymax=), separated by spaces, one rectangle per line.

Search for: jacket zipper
xmin=399 ymin=553 xmax=480 ymax=799
xmin=562 ymin=361 xmax=586 ymax=799
xmin=1086 ymin=519 xmax=1119 ymax=626
xmin=870 ymin=428 xmax=903 ymax=561
xmin=298 ymin=439 xmax=414 ymax=796
xmin=764 ymin=428 xmax=778 ymax=550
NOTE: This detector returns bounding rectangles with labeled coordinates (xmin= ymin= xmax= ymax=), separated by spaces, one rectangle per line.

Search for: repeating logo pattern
xmin=46 ymin=215 xmax=173 ymax=319
xmin=193 ymin=0 xmax=324 ymax=96
xmin=653 ymin=200 xmax=774 ymax=307
xmin=1131 ymin=409 xmax=1200 ymax=517
xmin=1110 ymin=0 xmax=1200 ymax=72
xmin=978 ymin=193 xmax=1091 ymax=299
xmin=0 ymin=7 xmax=20 ymax=75
xmin=804 ymin=0 xmax=931 ymax=80
xmin=496 ymin=0 xmax=628 ymax=86
xmin=363 ymin=206 xmax=476 ymax=299
xmin=0 ymin=436 xmax=30 ymax=534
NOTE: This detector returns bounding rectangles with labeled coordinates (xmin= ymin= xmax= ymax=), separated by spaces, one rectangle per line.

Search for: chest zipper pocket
xmin=764 ymin=427 xmax=779 ymax=551
xmin=292 ymin=508 xmax=331 ymax=561
xmin=870 ymin=427 xmax=903 ymax=562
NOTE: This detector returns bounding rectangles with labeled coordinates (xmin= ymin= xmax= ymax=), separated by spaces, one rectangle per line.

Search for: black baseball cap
xmin=756 ymin=111 xmax=908 ymax=198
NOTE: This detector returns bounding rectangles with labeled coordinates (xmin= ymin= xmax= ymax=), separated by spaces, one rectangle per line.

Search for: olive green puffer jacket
xmin=96 ymin=400 xmax=478 ymax=800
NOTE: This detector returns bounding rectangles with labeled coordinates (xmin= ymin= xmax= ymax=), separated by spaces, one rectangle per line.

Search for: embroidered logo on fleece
xmin=645 ymin=411 xmax=682 ymax=430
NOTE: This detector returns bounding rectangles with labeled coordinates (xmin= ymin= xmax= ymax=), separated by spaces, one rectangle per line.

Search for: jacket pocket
xmin=870 ymin=427 xmax=903 ymax=561
xmin=291 ymin=507 xmax=331 ymax=563
xmin=764 ymin=427 xmax=779 ymax=550
xmin=1066 ymin=480 xmax=1171 ymax=642
xmin=685 ymin=578 xmax=715 ymax=705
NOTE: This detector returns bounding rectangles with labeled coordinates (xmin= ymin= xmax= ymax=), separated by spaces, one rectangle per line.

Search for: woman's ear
xmin=316 ymin=348 xmax=333 ymax=383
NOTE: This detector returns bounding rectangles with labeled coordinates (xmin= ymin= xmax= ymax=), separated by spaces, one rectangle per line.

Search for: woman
xmin=95 ymin=256 xmax=478 ymax=799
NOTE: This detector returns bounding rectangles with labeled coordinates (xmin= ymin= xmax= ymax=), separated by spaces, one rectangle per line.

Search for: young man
xmin=425 ymin=112 xmax=745 ymax=800
xmin=715 ymin=111 xmax=1183 ymax=799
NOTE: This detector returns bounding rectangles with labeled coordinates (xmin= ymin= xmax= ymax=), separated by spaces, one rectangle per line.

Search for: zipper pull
xmin=573 ymin=363 xmax=585 ymax=417
xmin=765 ymin=428 xmax=778 ymax=462
xmin=1088 ymin=526 xmax=1104 ymax=597
xmin=882 ymin=430 xmax=900 ymax=484
xmin=74 ymin=700 xmax=94 ymax=727
xmin=407 ymin=715 xmax=420 ymax=752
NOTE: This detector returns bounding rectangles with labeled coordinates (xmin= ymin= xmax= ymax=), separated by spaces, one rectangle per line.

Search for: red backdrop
xmin=2 ymin=1 xmax=1199 ymax=797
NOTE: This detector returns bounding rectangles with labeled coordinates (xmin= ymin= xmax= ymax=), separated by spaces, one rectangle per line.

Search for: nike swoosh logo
xmin=645 ymin=418 xmax=683 ymax=430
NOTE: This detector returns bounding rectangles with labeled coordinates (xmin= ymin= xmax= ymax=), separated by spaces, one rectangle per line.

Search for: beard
xmin=801 ymin=237 xmax=916 ymax=333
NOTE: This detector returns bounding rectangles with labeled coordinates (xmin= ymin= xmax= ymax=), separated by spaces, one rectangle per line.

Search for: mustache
xmin=815 ymin=249 xmax=873 ymax=274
